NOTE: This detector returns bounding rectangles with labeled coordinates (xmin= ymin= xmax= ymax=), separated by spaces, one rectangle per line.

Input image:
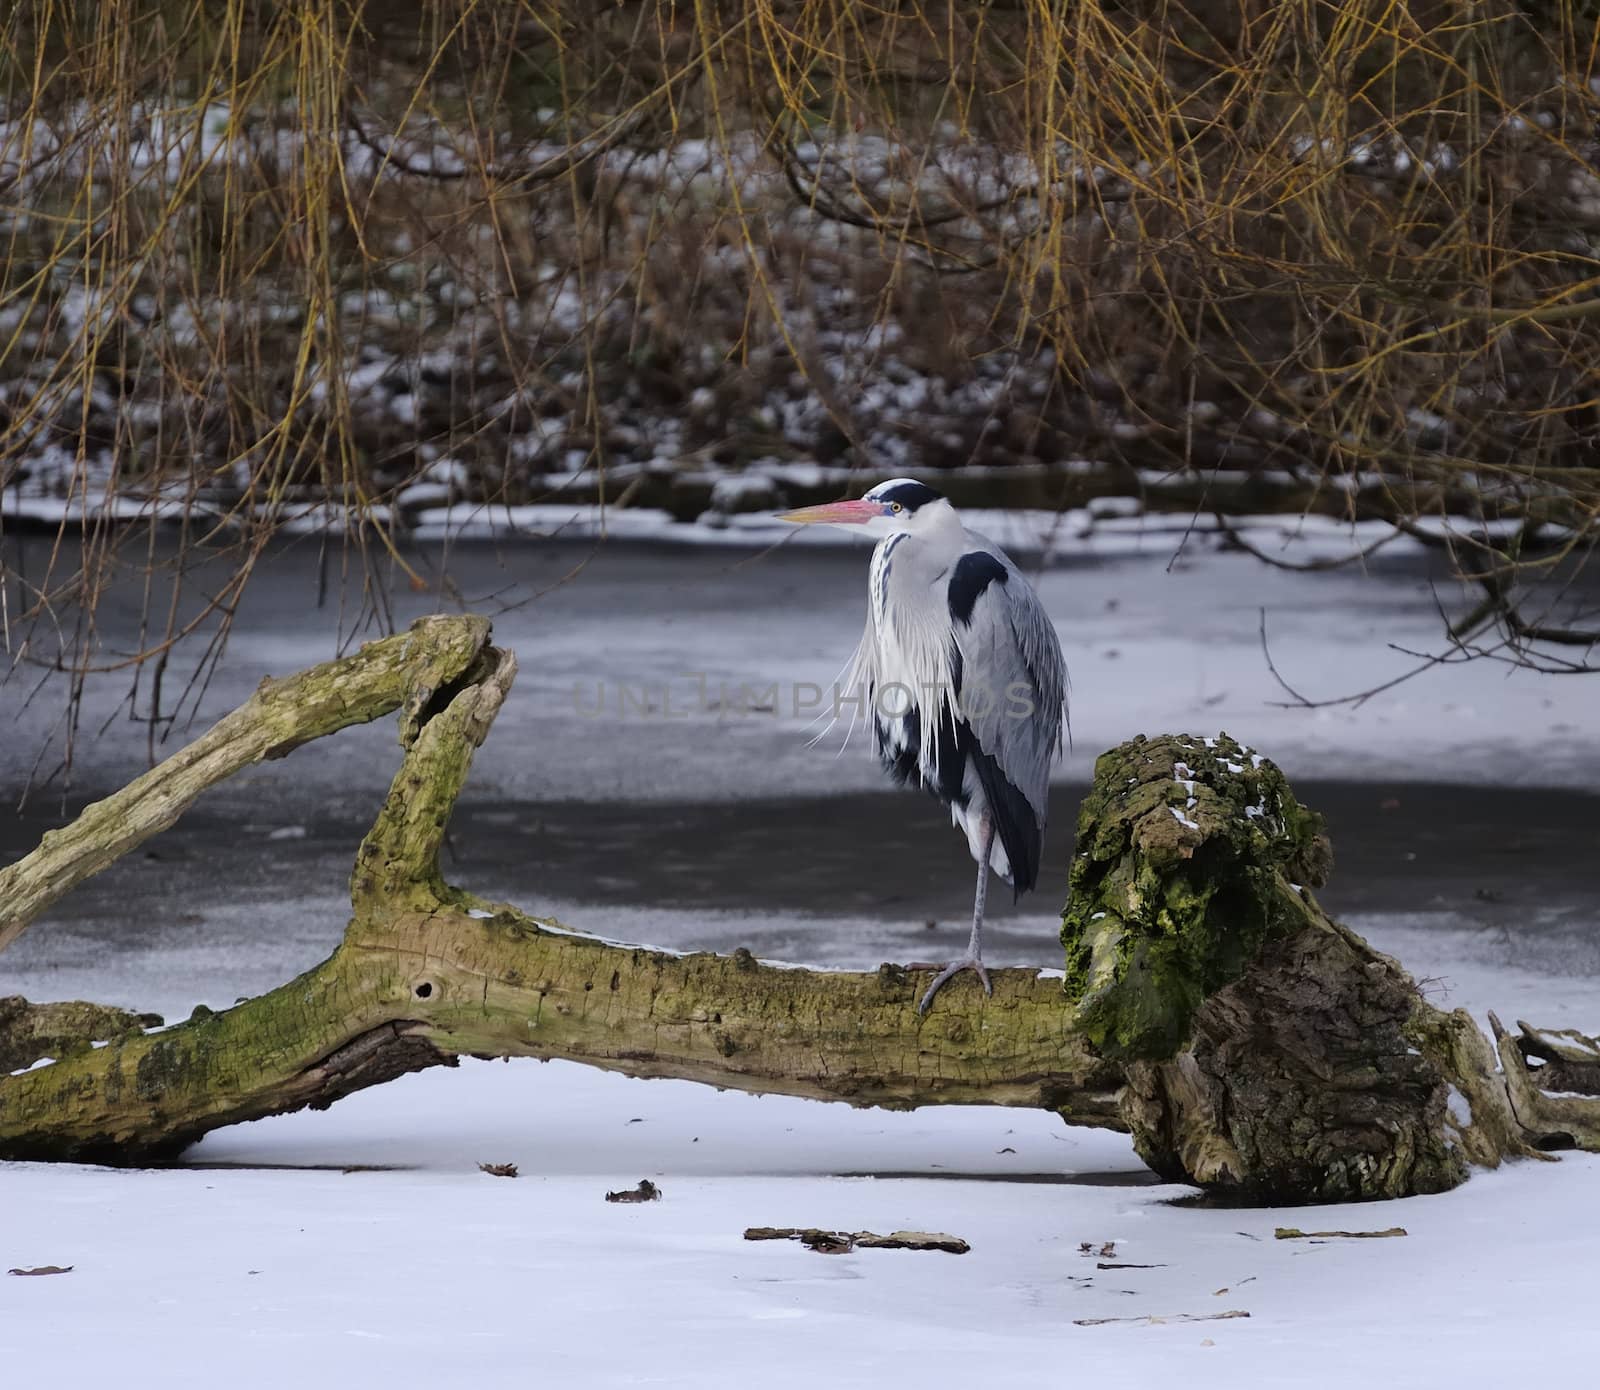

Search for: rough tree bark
xmin=1 ymin=617 xmax=1595 ymax=1200
xmin=1056 ymin=735 xmax=1576 ymax=1200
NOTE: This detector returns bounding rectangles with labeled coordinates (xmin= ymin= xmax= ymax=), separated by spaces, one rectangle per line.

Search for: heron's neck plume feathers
xmin=828 ymin=517 xmax=964 ymax=772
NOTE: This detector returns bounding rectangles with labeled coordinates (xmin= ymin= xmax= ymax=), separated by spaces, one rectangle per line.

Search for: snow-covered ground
xmin=3 ymin=532 xmax=1598 ymax=1386
xmin=16 ymin=1104 xmax=1596 ymax=1389
xmin=4 ymin=864 xmax=1598 ymax=1388
xmin=4 ymin=949 xmax=1597 ymax=1389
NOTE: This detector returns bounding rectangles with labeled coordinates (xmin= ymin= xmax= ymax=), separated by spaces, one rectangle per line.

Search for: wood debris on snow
xmin=1274 ymin=1226 xmax=1407 ymax=1240
xmin=744 ymin=1227 xmax=970 ymax=1255
xmin=1075 ymin=1310 xmax=1250 ymax=1327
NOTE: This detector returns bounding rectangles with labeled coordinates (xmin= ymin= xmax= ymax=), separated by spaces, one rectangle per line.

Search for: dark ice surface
xmin=2 ymin=530 xmax=1596 ymax=1013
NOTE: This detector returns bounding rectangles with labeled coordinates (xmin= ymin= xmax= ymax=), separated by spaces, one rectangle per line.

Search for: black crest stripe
xmin=876 ymin=480 xmax=942 ymax=511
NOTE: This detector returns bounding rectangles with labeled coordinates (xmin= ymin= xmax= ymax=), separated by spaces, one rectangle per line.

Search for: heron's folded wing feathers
xmin=949 ymin=548 xmax=1067 ymax=827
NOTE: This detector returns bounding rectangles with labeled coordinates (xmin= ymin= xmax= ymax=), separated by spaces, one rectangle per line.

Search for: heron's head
xmin=777 ymin=478 xmax=949 ymax=538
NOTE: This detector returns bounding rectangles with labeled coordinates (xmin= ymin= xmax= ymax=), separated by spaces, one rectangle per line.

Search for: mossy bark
xmin=1061 ymin=733 xmax=1332 ymax=1061
xmin=1059 ymin=733 xmax=1598 ymax=1201
xmin=0 ymin=997 xmax=163 ymax=1075
xmin=2 ymin=632 xmax=1596 ymax=1199
xmin=0 ymin=924 xmax=1123 ymax=1164
xmin=1118 ymin=922 xmax=1465 ymax=1201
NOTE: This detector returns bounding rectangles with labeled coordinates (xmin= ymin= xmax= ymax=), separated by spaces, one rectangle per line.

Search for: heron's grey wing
xmin=947 ymin=547 xmax=1067 ymax=831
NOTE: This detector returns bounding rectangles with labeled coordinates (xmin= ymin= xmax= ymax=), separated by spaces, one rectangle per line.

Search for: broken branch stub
xmin=0 ymin=997 xmax=162 ymax=1075
xmin=1490 ymin=1013 xmax=1600 ymax=1153
xmin=0 ymin=614 xmax=492 ymax=956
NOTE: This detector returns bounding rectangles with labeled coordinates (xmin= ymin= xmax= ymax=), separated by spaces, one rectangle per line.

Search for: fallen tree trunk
xmin=1 ymin=616 xmax=1595 ymax=1199
xmin=0 ymin=616 xmax=1122 ymax=1162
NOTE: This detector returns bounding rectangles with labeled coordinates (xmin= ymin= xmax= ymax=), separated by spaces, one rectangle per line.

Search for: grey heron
xmin=779 ymin=479 xmax=1068 ymax=1012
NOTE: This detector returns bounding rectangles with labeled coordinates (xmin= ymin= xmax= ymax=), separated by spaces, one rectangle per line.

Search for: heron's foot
xmin=908 ymin=956 xmax=992 ymax=1014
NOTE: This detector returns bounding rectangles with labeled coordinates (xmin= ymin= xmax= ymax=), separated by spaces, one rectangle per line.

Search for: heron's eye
xmin=890 ymin=502 xmax=904 ymax=514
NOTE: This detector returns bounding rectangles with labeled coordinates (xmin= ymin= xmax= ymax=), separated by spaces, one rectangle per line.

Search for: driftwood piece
xmin=1490 ymin=1013 xmax=1600 ymax=1152
xmin=1511 ymin=1020 xmax=1600 ymax=1097
xmin=1 ymin=616 xmax=1597 ymax=1204
xmin=743 ymin=1228 xmax=970 ymax=1254
xmin=1274 ymin=1227 xmax=1407 ymax=1241
xmin=1074 ymin=1310 xmax=1250 ymax=1327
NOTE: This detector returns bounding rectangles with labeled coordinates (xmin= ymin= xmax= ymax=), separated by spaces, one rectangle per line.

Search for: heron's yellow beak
xmin=776 ymin=499 xmax=885 ymax=525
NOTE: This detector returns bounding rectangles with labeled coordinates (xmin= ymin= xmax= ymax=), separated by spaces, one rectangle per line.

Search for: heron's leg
xmin=912 ymin=813 xmax=995 ymax=1013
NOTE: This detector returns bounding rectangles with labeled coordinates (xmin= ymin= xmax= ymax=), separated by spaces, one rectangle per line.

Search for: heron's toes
xmin=912 ymin=956 xmax=993 ymax=1014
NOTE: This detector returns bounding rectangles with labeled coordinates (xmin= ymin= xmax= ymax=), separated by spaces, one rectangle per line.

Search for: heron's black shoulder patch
xmin=874 ymin=479 xmax=943 ymax=512
xmin=947 ymin=552 xmax=1008 ymax=626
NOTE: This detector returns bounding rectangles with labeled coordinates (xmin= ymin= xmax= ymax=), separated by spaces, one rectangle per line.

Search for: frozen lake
xmin=2 ymin=524 xmax=1598 ymax=1389
xmin=3 ymin=524 xmax=1597 ymax=1015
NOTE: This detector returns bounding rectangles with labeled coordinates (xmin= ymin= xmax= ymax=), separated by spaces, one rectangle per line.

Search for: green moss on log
xmin=0 ymin=996 xmax=164 ymax=1075
xmin=1060 ymin=733 xmax=1332 ymax=1060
